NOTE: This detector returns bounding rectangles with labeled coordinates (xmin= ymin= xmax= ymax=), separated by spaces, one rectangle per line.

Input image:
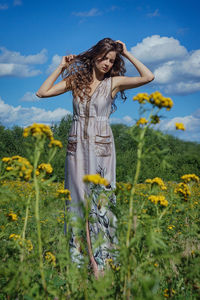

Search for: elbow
xmin=146 ymin=74 xmax=155 ymax=82
xmin=35 ymin=91 xmax=43 ymax=98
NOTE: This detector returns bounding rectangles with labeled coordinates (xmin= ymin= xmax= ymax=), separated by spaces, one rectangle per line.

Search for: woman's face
xmin=94 ymin=51 xmax=116 ymax=74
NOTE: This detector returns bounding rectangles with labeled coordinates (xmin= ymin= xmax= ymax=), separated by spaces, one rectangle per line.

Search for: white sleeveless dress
xmin=64 ymin=77 xmax=118 ymax=269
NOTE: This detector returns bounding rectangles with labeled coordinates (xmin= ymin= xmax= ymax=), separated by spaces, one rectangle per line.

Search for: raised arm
xmin=112 ymin=40 xmax=155 ymax=93
xmin=36 ymin=55 xmax=76 ymax=98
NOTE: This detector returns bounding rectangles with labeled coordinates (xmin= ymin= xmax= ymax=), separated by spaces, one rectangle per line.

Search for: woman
xmin=36 ymin=38 xmax=154 ymax=278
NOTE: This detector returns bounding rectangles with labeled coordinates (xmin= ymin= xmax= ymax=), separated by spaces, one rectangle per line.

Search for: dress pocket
xmin=67 ymin=135 xmax=77 ymax=155
xmin=94 ymin=135 xmax=112 ymax=157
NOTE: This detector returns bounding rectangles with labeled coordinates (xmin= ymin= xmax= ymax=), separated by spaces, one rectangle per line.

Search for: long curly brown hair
xmin=61 ymin=37 xmax=127 ymax=102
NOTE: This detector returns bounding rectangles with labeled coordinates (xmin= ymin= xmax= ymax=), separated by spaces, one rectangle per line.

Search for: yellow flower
xmin=136 ymin=117 xmax=148 ymax=126
xmin=57 ymin=189 xmax=72 ymax=201
xmin=133 ymin=92 xmax=150 ymax=104
xmin=154 ymin=263 xmax=159 ymax=267
xmin=23 ymin=123 xmax=53 ymax=139
xmin=37 ymin=163 xmax=53 ymax=174
xmin=168 ymin=225 xmax=175 ymax=230
xmin=2 ymin=157 xmax=11 ymax=163
xmin=145 ymin=177 xmax=167 ymax=191
xmin=45 ymin=251 xmax=56 ymax=266
xmin=181 ymin=174 xmax=199 ymax=183
xmin=175 ymin=122 xmax=185 ymax=131
xmin=148 ymin=195 xmax=168 ymax=207
xmin=2 ymin=155 xmax=33 ymax=181
xmin=83 ymin=174 xmax=109 ymax=187
xmin=9 ymin=233 xmax=21 ymax=240
xmin=149 ymin=91 xmax=173 ymax=110
xmin=105 ymin=258 xmax=120 ymax=271
xmin=7 ymin=212 xmax=18 ymax=221
xmin=174 ymin=182 xmax=191 ymax=200
xmin=48 ymin=138 xmax=63 ymax=148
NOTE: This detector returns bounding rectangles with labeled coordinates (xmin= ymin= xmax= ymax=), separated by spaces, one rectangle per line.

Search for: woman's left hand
xmin=115 ymin=40 xmax=128 ymax=56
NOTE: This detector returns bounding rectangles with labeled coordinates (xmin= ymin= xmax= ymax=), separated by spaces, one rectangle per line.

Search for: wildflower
xmin=136 ymin=117 xmax=148 ymax=126
xmin=57 ymin=189 xmax=72 ymax=201
xmin=168 ymin=225 xmax=175 ymax=230
xmin=149 ymin=91 xmax=173 ymax=110
xmin=175 ymin=122 xmax=185 ymax=131
xmin=133 ymin=92 xmax=149 ymax=104
xmin=174 ymin=182 xmax=191 ymax=201
xmin=145 ymin=177 xmax=167 ymax=191
xmin=9 ymin=233 xmax=21 ymax=240
xmin=35 ymin=169 xmax=40 ymax=176
xmin=148 ymin=195 xmax=168 ymax=207
xmin=7 ymin=212 xmax=18 ymax=221
xmin=154 ymin=263 xmax=159 ymax=267
xmin=150 ymin=115 xmax=160 ymax=124
xmin=49 ymin=138 xmax=63 ymax=148
xmin=45 ymin=251 xmax=56 ymax=266
xmin=106 ymin=258 xmax=120 ymax=271
xmin=2 ymin=156 xmax=33 ymax=181
xmin=164 ymin=289 xmax=169 ymax=297
xmin=83 ymin=174 xmax=109 ymax=187
xmin=181 ymin=174 xmax=199 ymax=183
xmin=23 ymin=123 xmax=53 ymax=139
xmin=2 ymin=157 xmax=11 ymax=163
xmin=37 ymin=163 xmax=53 ymax=174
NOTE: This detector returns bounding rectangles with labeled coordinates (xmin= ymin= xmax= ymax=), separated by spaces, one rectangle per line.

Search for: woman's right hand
xmin=59 ymin=54 xmax=76 ymax=68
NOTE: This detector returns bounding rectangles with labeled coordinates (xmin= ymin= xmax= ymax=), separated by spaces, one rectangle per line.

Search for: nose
xmin=105 ymin=60 xmax=109 ymax=67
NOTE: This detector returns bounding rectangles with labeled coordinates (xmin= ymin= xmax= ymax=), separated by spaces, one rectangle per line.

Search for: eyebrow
xmin=102 ymin=55 xmax=115 ymax=61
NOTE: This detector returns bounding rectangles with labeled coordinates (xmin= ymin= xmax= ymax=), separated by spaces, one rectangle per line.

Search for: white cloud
xmin=155 ymin=112 xmax=200 ymax=142
xmin=72 ymin=8 xmax=101 ymax=17
xmin=110 ymin=115 xmax=135 ymax=126
xmin=123 ymin=115 xmax=134 ymax=124
xmin=0 ymin=47 xmax=48 ymax=77
xmin=0 ymin=97 xmax=71 ymax=127
xmin=130 ymin=35 xmax=187 ymax=64
xmin=46 ymin=54 xmax=62 ymax=74
xmin=20 ymin=92 xmax=40 ymax=102
xmin=128 ymin=35 xmax=200 ymax=95
xmin=0 ymin=47 xmax=47 ymax=64
xmin=0 ymin=63 xmax=42 ymax=77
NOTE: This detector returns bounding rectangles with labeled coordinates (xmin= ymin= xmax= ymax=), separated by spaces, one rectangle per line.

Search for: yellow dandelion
xmin=175 ymin=122 xmax=185 ymax=131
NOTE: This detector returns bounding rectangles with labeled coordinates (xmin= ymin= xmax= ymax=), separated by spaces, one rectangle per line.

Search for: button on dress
xmin=64 ymin=77 xmax=118 ymax=269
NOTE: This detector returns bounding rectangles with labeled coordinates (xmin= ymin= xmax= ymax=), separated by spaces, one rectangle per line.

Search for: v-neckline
xmin=89 ymin=78 xmax=106 ymax=98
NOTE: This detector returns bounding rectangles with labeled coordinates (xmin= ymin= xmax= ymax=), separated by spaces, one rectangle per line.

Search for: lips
xmin=102 ymin=67 xmax=108 ymax=71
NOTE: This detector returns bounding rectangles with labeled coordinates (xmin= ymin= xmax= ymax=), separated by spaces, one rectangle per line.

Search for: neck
xmin=92 ymin=68 xmax=104 ymax=82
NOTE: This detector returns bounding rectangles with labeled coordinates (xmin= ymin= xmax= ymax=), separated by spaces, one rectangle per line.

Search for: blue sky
xmin=0 ymin=0 xmax=200 ymax=142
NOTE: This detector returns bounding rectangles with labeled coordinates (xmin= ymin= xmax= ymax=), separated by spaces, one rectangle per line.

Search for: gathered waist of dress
xmin=72 ymin=114 xmax=109 ymax=121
